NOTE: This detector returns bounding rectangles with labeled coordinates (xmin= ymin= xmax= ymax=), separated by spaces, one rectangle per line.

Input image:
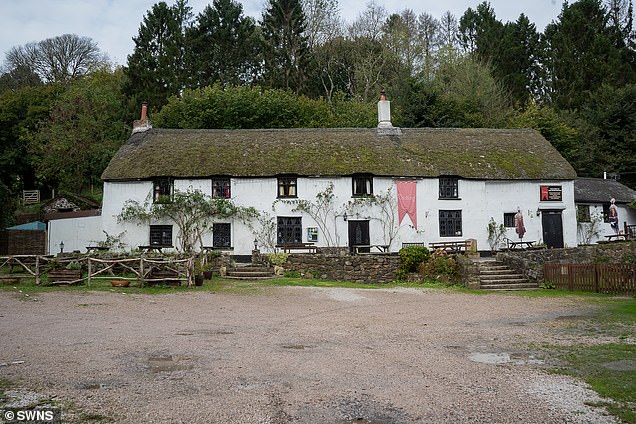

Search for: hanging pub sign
xmin=540 ymin=185 xmax=562 ymax=201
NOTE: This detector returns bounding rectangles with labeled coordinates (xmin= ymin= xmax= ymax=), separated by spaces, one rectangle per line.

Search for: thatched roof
xmin=575 ymin=177 xmax=636 ymax=204
xmin=101 ymin=127 xmax=577 ymax=181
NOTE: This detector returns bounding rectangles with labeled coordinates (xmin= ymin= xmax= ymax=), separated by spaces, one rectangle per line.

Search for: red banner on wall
xmin=396 ymin=180 xmax=417 ymax=229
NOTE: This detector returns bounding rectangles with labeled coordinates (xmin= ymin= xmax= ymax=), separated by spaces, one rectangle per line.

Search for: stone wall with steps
xmin=496 ymin=241 xmax=636 ymax=283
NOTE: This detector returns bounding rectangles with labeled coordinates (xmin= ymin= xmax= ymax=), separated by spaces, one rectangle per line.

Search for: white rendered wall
xmin=101 ymin=177 xmax=578 ymax=255
xmin=576 ymin=203 xmax=636 ymax=244
xmin=48 ymin=215 xmax=103 ymax=254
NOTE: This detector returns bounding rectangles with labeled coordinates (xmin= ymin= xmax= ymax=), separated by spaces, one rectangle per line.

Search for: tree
xmin=186 ymin=0 xmax=261 ymax=87
xmin=4 ymin=34 xmax=107 ymax=83
xmin=0 ymin=65 xmax=42 ymax=93
xmin=28 ymin=69 xmax=130 ymax=193
xmin=382 ymin=10 xmax=422 ymax=76
xmin=348 ymin=1 xmax=388 ymax=40
xmin=543 ymin=0 xmax=636 ymax=110
xmin=303 ymin=0 xmax=342 ymax=48
xmin=124 ymin=0 xmax=192 ymax=110
xmin=0 ymin=83 xmax=58 ymax=225
xmin=260 ymin=0 xmax=310 ymax=94
xmin=417 ymin=12 xmax=440 ymax=80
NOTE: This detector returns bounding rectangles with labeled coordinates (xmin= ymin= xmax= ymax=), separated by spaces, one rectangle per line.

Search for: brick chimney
xmin=132 ymin=101 xmax=152 ymax=133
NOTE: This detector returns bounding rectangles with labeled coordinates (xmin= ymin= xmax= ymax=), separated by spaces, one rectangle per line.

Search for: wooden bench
xmin=277 ymin=243 xmax=317 ymax=253
xmin=429 ymin=240 xmax=470 ymax=254
xmin=146 ymin=269 xmax=182 ymax=286
xmin=47 ymin=269 xmax=83 ymax=285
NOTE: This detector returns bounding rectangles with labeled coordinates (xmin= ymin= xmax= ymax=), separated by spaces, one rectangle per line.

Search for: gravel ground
xmin=0 ymin=286 xmax=620 ymax=423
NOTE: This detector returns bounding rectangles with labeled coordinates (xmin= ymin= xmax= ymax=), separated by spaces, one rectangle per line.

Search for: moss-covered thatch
xmin=101 ymin=127 xmax=577 ymax=181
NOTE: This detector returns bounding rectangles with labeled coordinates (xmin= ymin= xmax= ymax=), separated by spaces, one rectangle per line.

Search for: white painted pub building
xmin=93 ymin=99 xmax=579 ymax=256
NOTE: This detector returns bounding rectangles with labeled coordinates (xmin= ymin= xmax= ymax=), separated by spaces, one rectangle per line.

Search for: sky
xmin=0 ymin=0 xmax=562 ymax=67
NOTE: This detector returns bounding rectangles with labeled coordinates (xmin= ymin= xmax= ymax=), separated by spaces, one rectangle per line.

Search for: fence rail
xmin=0 ymin=255 xmax=193 ymax=286
xmin=544 ymin=263 xmax=636 ymax=295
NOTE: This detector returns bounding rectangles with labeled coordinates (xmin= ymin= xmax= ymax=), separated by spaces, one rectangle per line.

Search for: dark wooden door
xmin=541 ymin=210 xmax=564 ymax=248
xmin=348 ymin=220 xmax=370 ymax=252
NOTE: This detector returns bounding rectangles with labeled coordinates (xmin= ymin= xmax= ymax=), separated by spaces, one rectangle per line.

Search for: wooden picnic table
xmin=86 ymin=246 xmax=109 ymax=253
xmin=277 ymin=243 xmax=317 ymax=253
xmin=506 ymin=240 xmax=536 ymax=249
xmin=604 ymin=234 xmax=627 ymax=242
xmin=429 ymin=240 xmax=470 ymax=254
xmin=352 ymin=244 xmax=390 ymax=254
xmin=138 ymin=245 xmax=172 ymax=253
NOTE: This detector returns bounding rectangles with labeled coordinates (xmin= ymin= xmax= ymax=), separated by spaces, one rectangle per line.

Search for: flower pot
xmin=194 ymin=275 xmax=204 ymax=286
xmin=111 ymin=280 xmax=130 ymax=287
xmin=203 ymin=271 xmax=213 ymax=280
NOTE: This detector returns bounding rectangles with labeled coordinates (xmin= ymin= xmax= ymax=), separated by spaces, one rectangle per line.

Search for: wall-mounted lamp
xmin=343 ymin=212 xmax=348 ymax=221
xmin=59 ymin=241 xmax=65 ymax=254
xmin=536 ymin=208 xmax=541 ymax=216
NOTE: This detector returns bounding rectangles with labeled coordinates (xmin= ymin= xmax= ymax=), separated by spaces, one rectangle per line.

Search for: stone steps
xmin=477 ymin=260 xmax=538 ymax=291
xmin=225 ymin=265 xmax=276 ymax=280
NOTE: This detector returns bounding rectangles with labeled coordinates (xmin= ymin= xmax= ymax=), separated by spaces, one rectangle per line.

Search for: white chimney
xmin=132 ymin=101 xmax=152 ymax=134
xmin=377 ymin=91 xmax=393 ymax=129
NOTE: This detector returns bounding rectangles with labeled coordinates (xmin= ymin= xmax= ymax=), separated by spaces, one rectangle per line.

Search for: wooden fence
xmin=0 ymin=255 xmax=193 ymax=287
xmin=544 ymin=263 xmax=636 ymax=295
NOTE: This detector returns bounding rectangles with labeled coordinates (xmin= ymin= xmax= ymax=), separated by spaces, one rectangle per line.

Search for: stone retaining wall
xmin=497 ymin=241 xmax=636 ymax=283
xmin=284 ymin=251 xmax=400 ymax=284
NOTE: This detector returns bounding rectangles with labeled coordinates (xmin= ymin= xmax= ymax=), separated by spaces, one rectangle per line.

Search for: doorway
xmin=348 ymin=220 xmax=370 ymax=253
xmin=541 ymin=210 xmax=564 ymax=248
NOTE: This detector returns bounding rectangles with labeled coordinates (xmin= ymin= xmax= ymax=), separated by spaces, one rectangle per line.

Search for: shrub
xmin=419 ymin=249 xmax=459 ymax=283
xmin=266 ymin=252 xmax=289 ymax=267
xmin=398 ymin=246 xmax=430 ymax=279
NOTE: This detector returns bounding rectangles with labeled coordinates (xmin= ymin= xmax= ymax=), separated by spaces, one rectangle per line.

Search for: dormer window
xmin=212 ymin=177 xmax=231 ymax=198
xmin=278 ymin=177 xmax=297 ymax=198
xmin=352 ymin=174 xmax=373 ymax=197
xmin=153 ymin=178 xmax=173 ymax=203
xmin=439 ymin=177 xmax=459 ymax=199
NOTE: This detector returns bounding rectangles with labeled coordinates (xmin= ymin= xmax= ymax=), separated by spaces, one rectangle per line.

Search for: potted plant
xmin=111 ymin=280 xmax=130 ymax=287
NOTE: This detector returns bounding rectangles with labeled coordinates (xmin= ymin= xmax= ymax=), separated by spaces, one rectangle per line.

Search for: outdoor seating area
xmin=277 ymin=243 xmax=317 ymax=253
xmin=351 ymin=244 xmax=390 ymax=254
xmin=504 ymin=238 xmax=536 ymax=250
xmin=428 ymin=240 xmax=470 ymax=254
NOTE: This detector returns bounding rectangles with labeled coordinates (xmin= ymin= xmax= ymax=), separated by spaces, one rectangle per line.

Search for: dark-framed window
xmin=277 ymin=217 xmax=302 ymax=244
xmin=577 ymin=205 xmax=591 ymax=223
xmin=602 ymin=204 xmax=610 ymax=223
xmin=439 ymin=210 xmax=462 ymax=237
xmin=213 ymin=223 xmax=231 ymax=248
xmin=153 ymin=178 xmax=173 ymax=203
xmin=277 ymin=177 xmax=297 ymax=198
xmin=352 ymin=174 xmax=373 ymax=196
xmin=149 ymin=225 xmax=172 ymax=246
xmin=212 ymin=178 xmax=231 ymax=198
xmin=439 ymin=177 xmax=459 ymax=199
xmin=503 ymin=213 xmax=516 ymax=227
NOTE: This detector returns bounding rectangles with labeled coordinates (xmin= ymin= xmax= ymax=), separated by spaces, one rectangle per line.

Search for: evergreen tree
xmin=260 ymin=0 xmax=310 ymax=94
xmin=124 ymin=0 xmax=192 ymax=110
xmin=186 ymin=0 xmax=261 ymax=87
xmin=543 ymin=0 xmax=636 ymax=110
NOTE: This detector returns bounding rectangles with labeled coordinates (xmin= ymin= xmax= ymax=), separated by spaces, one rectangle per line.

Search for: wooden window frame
xmin=439 ymin=177 xmax=459 ymax=199
xmin=153 ymin=178 xmax=173 ymax=203
xmin=149 ymin=225 xmax=173 ymax=246
xmin=352 ymin=174 xmax=373 ymax=197
xmin=439 ymin=210 xmax=462 ymax=237
xmin=277 ymin=176 xmax=297 ymax=198
xmin=212 ymin=177 xmax=231 ymax=199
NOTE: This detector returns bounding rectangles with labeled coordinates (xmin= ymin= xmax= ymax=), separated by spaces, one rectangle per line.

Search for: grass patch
xmin=542 ymin=297 xmax=636 ymax=423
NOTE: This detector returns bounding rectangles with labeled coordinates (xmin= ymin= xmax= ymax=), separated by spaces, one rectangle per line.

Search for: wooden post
xmin=35 ymin=255 xmax=40 ymax=285
xmin=87 ymin=258 xmax=92 ymax=286
xmin=139 ymin=258 xmax=144 ymax=288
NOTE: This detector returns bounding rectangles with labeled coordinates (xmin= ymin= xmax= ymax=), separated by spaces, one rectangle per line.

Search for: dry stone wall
xmin=283 ymin=251 xmax=400 ymax=284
